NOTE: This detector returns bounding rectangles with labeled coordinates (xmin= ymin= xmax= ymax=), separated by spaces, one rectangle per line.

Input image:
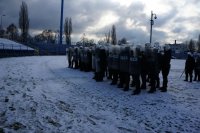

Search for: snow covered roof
xmin=0 ymin=38 xmax=34 ymax=50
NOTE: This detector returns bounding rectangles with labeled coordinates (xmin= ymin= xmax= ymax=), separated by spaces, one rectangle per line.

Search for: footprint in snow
xmin=45 ymin=116 xmax=61 ymax=127
xmin=56 ymin=101 xmax=73 ymax=114
xmin=87 ymin=117 xmax=96 ymax=125
xmin=27 ymin=88 xmax=31 ymax=92
xmin=117 ymin=127 xmax=137 ymax=133
xmin=6 ymin=83 xmax=11 ymax=86
xmin=42 ymin=94 xmax=47 ymax=99
xmin=4 ymin=96 xmax=9 ymax=102
xmin=7 ymin=122 xmax=26 ymax=131
xmin=0 ymin=86 xmax=5 ymax=90
xmin=9 ymin=106 xmax=16 ymax=111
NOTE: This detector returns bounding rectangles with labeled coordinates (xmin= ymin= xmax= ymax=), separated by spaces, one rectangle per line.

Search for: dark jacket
xmin=185 ymin=55 xmax=195 ymax=72
xmin=195 ymin=57 xmax=200 ymax=71
xmin=161 ymin=49 xmax=172 ymax=69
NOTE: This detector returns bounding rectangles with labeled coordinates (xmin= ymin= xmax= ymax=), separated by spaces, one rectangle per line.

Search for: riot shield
xmin=119 ymin=45 xmax=130 ymax=73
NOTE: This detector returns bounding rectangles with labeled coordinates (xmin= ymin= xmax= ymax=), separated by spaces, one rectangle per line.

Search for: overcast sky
xmin=0 ymin=0 xmax=200 ymax=44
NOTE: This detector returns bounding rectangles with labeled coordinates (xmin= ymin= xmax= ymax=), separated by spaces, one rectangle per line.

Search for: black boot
xmin=160 ymin=87 xmax=167 ymax=92
xmin=140 ymin=84 xmax=146 ymax=90
xmin=190 ymin=77 xmax=192 ymax=82
xmin=118 ymin=84 xmax=123 ymax=88
xmin=110 ymin=81 xmax=117 ymax=85
xmin=148 ymin=88 xmax=156 ymax=93
xmin=132 ymin=89 xmax=141 ymax=95
xmin=159 ymin=87 xmax=163 ymax=90
xmin=123 ymin=86 xmax=129 ymax=91
xmin=156 ymin=82 xmax=160 ymax=89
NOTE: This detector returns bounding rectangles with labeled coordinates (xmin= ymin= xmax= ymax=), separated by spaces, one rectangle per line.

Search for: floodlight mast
xmin=150 ymin=11 xmax=157 ymax=44
xmin=59 ymin=0 xmax=64 ymax=45
xmin=0 ymin=14 xmax=6 ymax=30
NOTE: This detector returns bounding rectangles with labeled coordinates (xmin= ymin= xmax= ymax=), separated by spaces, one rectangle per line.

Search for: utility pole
xmin=150 ymin=11 xmax=157 ymax=44
xmin=0 ymin=14 xmax=6 ymax=30
xmin=59 ymin=0 xmax=64 ymax=45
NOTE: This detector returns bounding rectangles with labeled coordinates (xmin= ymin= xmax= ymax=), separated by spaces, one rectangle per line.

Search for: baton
xmin=180 ymin=69 xmax=185 ymax=78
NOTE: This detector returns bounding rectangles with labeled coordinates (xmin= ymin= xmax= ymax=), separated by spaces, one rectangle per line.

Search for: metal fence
xmin=31 ymin=43 xmax=71 ymax=55
xmin=0 ymin=44 xmax=35 ymax=58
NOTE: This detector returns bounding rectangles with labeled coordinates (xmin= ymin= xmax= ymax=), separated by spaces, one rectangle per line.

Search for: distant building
xmin=166 ymin=40 xmax=188 ymax=59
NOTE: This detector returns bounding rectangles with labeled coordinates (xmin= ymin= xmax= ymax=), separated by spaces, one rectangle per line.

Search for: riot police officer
xmin=184 ymin=52 xmax=195 ymax=82
xmin=160 ymin=45 xmax=171 ymax=92
xmin=194 ymin=52 xmax=200 ymax=81
xmin=107 ymin=45 xmax=114 ymax=80
xmin=110 ymin=45 xmax=120 ymax=85
xmin=95 ymin=46 xmax=107 ymax=82
xmin=72 ymin=47 xmax=79 ymax=69
xmin=67 ymin=47 xmax=72 ymax=68
xmin=145 ymin=44 xmax=157 ymax=93
xmin=140 ymin=47 xmax=148 ymax=90
xmin=118 ymin=45 xmax=130 ymax=91
xmin=129 ymin=46 xmax=141 ymax=95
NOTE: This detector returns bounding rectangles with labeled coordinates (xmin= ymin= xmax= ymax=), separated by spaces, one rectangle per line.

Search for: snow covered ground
xmin=0 ymin=38 xmax=33 ymax=50
xmin=0 ymin=56 xmax=200 ymax=133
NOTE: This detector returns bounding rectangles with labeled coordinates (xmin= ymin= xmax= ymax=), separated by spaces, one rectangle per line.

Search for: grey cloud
xmin=153 ymin=29 xmax=168 ymax=43
xmin=172 ymin=27 xmax=184 ymax=33
xmin=154 ymin=8 xmax=178 ymax=27
xmin=174 ymin=16 xmax=200 ymax=24
xmin=0 ymin=0 xmax=200 ymax=43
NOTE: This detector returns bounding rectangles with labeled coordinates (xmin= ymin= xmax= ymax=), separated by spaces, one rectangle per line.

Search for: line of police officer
xmin=184 ymin=52 xmax=200 ymax=82
xmin=67 ymin=43 xmax=172 ymax=95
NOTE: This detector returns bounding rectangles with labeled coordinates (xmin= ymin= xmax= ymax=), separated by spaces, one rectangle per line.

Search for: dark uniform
xmin=92 ymin=48 xmax=96 ymax=79
xmin=79 ymin=48 xmax=84 ymax=71
xmin=107 ymin=50 xmax=113 ymax=80
xmin=129 ymin=48 xmax=141 ymax=95
xmin=139 ymin=50 xmax=147 ymax=90
xmin=184 ymin=53 xmax=195 ymax=82
xmin=194 ymin=54 xmax=200 ymax=81
xmin=72 ymin=47 xmax=79 ymax=69
xmin=118 ymin=46 xmax=130 ymax=91
xmin=95 ymin=47 xmax=107 ymax=82
xmin=146 ymin=48 xmax=157 ymax=93
xmin=83 ymin=48 xmax=92 ymax=72
xmin=67 ymin=48 xmax=72 ymax=68
xmin=110 ymin=46 xmax=120 ymax=85
xmin=154 ymin=48 xmax=162 ymax=89
xmin=160 ymin=48 xmax=171 ymax=92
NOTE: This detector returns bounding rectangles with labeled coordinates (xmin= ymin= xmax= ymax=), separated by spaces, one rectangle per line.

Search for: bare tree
xmin=7 ymin=23 xmax=18 ymax=40
xmin=64 ymin=18 xmax=69 ymax=44
xmin=69 ymin=18 xmax=72 ymax=37
xmin=105 ymin=30 xmax=111 ymax=43
xmin=19 ymin=1 xmax=29 ymax=43
xmin=34 ymin=29 xmax=56 ymax=44
xmin=111 ymin=25 xmax=117 ymax=45
xmin=64 ymin=17 xmax=72 ymax=45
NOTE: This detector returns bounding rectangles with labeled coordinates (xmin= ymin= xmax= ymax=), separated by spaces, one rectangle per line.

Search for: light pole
xmin=59 ymin=0 xmax=64 ymax=45
xmin=1 ymin=14 xmax=6 ymax=30
xmin=150 ymin=11 xmax=157 ymax=44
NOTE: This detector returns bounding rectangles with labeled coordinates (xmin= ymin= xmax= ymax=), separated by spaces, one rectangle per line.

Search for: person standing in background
xmin=184 ymin=52 xmax=195 ymax=82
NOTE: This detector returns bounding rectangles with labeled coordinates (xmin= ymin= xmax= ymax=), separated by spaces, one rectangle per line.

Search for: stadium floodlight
xmin=1 ymin=14 xmax=6 ymax=30
xmin=150 ymin=11 xmax=157 ymax=44
xmin=59 ymin=0 xmax=64 ymax=45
